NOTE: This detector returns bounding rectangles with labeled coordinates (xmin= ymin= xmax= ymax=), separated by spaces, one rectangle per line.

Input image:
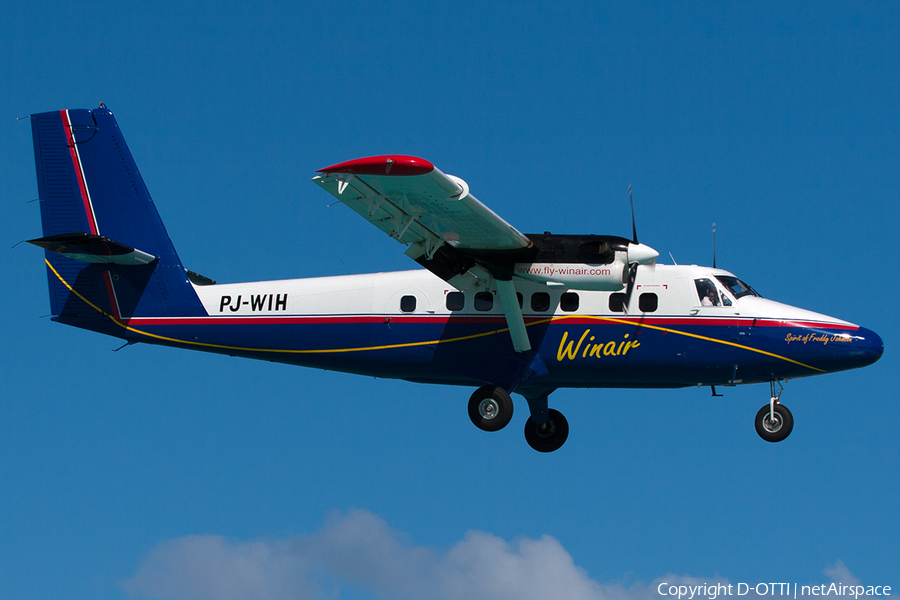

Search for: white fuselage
xmin=191 ymin=264 xmax=852 ymax=328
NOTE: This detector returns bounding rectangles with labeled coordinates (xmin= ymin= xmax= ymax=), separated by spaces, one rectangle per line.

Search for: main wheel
xmin=755 ymin=403 xmax=793 ymax=442
xmin=468 ymin=386 xmax=514 ymax=432
xmin=524 ymin=408 xmax=569 ymax=452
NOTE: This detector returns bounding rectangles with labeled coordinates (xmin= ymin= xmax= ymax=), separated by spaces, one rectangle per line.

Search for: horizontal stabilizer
xmin=186 ymin=269 xmax=217 ymax=286
xmin=28 ymin=232 xmax=156 ymax=265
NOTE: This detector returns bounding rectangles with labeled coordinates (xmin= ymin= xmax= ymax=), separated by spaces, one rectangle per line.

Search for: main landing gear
xmin=524 ymin=408 xmax=569 ymax=453
xmin=467 ymin=386 xmax=568 ymax=452
xmin=468 ymin=386 xmax=514 ymax=432
xmin=754 ymin=380 xmax=793 ymax=443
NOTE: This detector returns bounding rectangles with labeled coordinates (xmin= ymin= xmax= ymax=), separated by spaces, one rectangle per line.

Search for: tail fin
xmin=29 ymin=106 xmax=206 ymax=333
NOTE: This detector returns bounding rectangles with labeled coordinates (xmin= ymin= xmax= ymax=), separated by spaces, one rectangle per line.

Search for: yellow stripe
xmin=45 ymin=259 xmax=823 ymax=371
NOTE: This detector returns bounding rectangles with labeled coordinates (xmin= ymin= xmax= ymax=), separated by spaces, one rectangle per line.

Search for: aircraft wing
xmin=312 ymin=155 xmax=531 ymax=253
xmin=313 ymin=155 xmax=534 ymax=352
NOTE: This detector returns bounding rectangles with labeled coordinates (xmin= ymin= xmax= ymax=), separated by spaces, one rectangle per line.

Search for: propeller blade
xmin=623 ymin=262 xmax=639 ymax=314
xmin=629 ymin=184 xmax=638 ymax=244
xmin=624 ymin=185 xmax=659 ymax=266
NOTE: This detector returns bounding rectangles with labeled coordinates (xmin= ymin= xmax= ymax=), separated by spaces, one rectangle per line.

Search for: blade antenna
xmin=629 ymin=184 xmax=638 ymax=244
xmin=712 ymin=222 xmax=717 ymax=269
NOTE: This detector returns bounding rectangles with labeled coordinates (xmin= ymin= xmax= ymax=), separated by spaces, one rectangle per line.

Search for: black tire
xmin=755 ymin=403 xmax=794 ymax=442
xmin=468 ymin=386 xmax=514 ymax=432
xmin=524 ymin=408 xmax=569 ymax=452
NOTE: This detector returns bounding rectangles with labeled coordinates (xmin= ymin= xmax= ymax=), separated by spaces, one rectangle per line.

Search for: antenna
xmin=712 ymin=222 xmax=717 ymax=269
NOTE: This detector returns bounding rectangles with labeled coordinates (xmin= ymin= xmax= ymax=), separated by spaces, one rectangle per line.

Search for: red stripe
xmin=121 ymin=314 xmax=858 ymax=330
xmin=548 ymin=316 xmax=855 ymax=329
xmin=124 ymin=315 xmax=472 ymax=326
xmin=752 ymin=320 xmax=853 ymax=330
xmin=61 ymin=110 xmax=120 ymax=318
xmin=102 ymin=272 xmax=122 ymax=321
xmin=60 ymin=110 xmax=98 ymax=235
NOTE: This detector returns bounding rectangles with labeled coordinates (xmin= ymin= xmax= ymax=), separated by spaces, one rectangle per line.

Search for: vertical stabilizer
xmin=29 ymin=106 xmax=206 ymax=331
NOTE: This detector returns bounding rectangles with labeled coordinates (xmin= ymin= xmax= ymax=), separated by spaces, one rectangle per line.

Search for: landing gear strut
xmin=755 ymin=380 xmax=793 ymax=442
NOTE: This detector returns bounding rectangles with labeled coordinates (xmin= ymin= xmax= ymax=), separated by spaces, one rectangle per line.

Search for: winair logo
xmin=219 ymin=294 xmax=288 ymax=313
xmin=557 ymin=329 xmax=640 ymax=361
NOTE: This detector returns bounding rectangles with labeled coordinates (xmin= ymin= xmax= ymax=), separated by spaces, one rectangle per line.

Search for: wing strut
xmin=495 ymin=279 xmax=531 ymax=353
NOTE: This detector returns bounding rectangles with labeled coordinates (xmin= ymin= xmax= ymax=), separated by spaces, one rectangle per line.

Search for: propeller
xmin=623 ymin=185 xmax=658 ymax=313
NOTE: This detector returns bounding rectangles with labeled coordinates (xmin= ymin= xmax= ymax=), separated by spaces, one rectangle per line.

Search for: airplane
xmin=24 ymin=105 xmax=884 ymax=452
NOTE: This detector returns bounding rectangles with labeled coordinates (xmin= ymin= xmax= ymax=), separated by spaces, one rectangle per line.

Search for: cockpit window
xmin=695 ymin=279 xmax=721 ymax=306
xmin=715 ymin=275 xmax=761 ymax=299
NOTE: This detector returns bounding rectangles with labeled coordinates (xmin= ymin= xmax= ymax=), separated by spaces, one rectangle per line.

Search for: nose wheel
xmin=755 ymin=381 xmax=793 ymax=442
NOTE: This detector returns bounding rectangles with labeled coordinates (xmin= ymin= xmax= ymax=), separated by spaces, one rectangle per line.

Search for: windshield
xmin=715 ymin=275 xmax=761 ymax=299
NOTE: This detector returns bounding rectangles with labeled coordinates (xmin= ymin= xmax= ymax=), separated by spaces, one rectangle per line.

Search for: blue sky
xmin=1 ymin=2 xmax=897 ymax=599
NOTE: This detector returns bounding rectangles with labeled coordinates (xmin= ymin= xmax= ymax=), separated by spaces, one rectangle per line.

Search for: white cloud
xmin=124 ymin=510 xmax=607 ymax=600
xmin=122 ymin=510 xmax=865 ymax=600
xmin=123 ymin=535 xmax=316 ymax=600
xmin=823 ymin=560 xmax=861 ymax=586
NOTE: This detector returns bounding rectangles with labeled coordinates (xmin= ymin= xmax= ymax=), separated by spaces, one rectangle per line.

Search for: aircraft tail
xmin=28 ymin=105 xmax=207 ymax=335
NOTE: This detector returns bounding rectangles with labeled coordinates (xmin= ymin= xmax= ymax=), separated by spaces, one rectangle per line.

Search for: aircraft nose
xmin=854 ymin=327 xmax=884 ymax=368
xmin=800 ymin=326 xmax=884 ymax=375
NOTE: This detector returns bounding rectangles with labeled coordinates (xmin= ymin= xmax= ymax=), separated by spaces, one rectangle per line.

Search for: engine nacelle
xmin=513 ymin=251 xmax=629 ymax=291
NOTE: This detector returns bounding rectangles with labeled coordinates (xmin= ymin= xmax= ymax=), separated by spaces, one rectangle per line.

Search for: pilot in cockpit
xmin=696 ymin=278 xmax=721 ymax=307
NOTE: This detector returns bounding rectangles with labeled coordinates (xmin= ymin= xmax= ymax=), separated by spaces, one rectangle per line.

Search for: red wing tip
xmin=317 ymin=155 xmax=434 ymax=176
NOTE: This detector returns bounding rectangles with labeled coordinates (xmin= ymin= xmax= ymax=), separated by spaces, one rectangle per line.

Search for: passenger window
xmin=446 ymin=291 xmax=464 ymax=311
xmin=400 ymin=295 xmax=416 ymax=313
xmin=474 ymin=291 xmax=494 ymax=311
xmin=531 ymin=292 xmax=550 ymax=312
xmin=639 ymin=293 xmax=658 ymax=313
xmin=560 ymin=292 xmax=579 ymax=312
xmin=609 ymin=292 xmax=626 ymax=313
xmin=516 ymin=292 xmax=523 ymax=309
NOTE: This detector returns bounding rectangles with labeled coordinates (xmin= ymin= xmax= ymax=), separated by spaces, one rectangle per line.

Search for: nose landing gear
xmin=755 ymin=380 xmax=793 ymax=442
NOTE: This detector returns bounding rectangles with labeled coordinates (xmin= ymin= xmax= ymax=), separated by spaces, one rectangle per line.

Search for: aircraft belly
xmin=109 ymin=314 xmax=879 ymax=390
